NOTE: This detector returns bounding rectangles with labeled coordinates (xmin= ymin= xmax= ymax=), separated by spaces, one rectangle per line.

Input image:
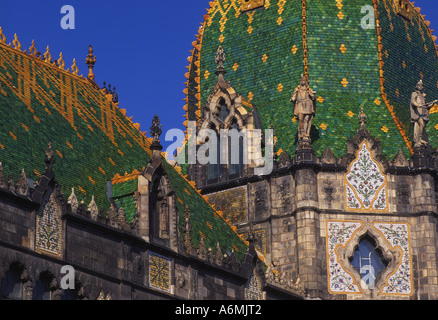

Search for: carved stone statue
xmin=291 ymin=75 xmax=317 ymax=144
xmin=411 ymin=80 xmax=438 ymax=148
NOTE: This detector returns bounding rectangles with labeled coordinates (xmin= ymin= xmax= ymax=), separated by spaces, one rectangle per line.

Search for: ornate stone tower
xmin=184 ymin=0 xmax=438 ymax=299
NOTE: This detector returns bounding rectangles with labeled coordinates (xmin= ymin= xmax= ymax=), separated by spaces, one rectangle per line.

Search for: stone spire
xmin=215 ymin=45 xmax=226 ymax=83
xmin=112 ymin=86 xmax=119 ymax=103
xmin=0 ymin=27 xmax=6 ymax=44
xmin=358 ymin=107 xmax=367 ymax=130
xmin=183 ymin=205 xmax=193 ymax=253
xmin=85 ymin=45 xmax=97 ymax=85
xmin=150 ymin=115 xmax=163 ymax=161
xmin=45 ymin=141 xmax=55 ymax=167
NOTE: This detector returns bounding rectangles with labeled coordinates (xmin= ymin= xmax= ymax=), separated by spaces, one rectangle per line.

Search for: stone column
xmin=414 ymin=215 xmax=438 ymax=300
xmin=137 ymin=175 xmax=150 ymax=242
xmin=294 ymin=149 xmax=323 ymax=298
xmin=412 ymin=173 xmax=436 ymax=213
xmin=296 ymin=209 xmax=322 ymax=298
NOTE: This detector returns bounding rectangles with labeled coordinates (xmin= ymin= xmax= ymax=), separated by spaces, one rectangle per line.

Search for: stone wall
xmin=0 ymin=192 xmax=36 ymax=251
xmin=0 ymin=185 xmax=299 ymax=300
xmin=205 ymin=136 xmax=438 ymax=300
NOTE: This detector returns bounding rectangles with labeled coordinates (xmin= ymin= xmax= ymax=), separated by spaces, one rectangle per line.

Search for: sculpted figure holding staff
xmin=410 ymin=79 xmax=438 ymax=148
xmin=291 ymin=74 xmax=317 ymax=144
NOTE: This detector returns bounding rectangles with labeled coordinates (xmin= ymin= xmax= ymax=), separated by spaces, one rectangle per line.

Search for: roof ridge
xmin=0 ymin=27 xmax=89 ymax=83
xmin=0 ymin=27 xmax=151 ymax=144
xmin=166 ymin=160 xmax=250 ymax=248
xmin=111 ymin=169 xmax=142 ymax=185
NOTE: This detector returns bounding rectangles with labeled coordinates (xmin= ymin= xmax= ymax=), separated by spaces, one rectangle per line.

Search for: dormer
xmin=239 ymin=0 xmax=264 ymax=12
xmin=394 ymin=0 xmax=412 ymax=21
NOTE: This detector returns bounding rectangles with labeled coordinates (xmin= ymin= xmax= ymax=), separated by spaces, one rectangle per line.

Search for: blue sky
xmin=0 ymin=0 xmax=437 ymax=150
xmin=0 ymin=0 xmax=207 ymax=150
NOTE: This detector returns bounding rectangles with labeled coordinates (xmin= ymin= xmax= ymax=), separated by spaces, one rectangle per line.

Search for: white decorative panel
xmin=35 ymin=192 xmax=63 ymax=258
xmin=345 ymin=142 xmax=388 ymax=212
xmin=326 ymin=221 xmax=363 ymax=294
xmin=373 ymin=222 xmax=413 ymax=296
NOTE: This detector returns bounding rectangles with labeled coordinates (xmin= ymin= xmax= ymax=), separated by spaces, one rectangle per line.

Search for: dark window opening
xmin=1 ymin=265 xmax=23 ymax=300
xmin=228 ymin=120 xmax=244 ymax=178
xmin=32 ymin=271 xmax=54 ymax=300
xmin=349 ymin=236 xmax=389 ymax=289
xmin=206 ymin=104 xmax=245 ymax=183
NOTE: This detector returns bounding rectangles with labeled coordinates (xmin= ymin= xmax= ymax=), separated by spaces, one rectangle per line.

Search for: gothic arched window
xmin=206 ymin=133 xmax=223 ymax=181
xmin=228 ymin=120 xmax=244 ymax=177
xmin=62 ymin=288 xmax=78 ymax=300
xmin=349 ymin=236 xmax=389 ymax=290
xmin=158 ymin=196 xmax=169 ymax=240
xmin=32 ymin=272 xmax=53 ymax=300
xmin=1 ymin=267 xmax=23 ymax=300
xmin=207 ymin=104 xmax=227 ymax=181
xmin=218 ymin=102 xmax=229 ymax=123
xmin=207 ymin=103 xmax=245 ymax=181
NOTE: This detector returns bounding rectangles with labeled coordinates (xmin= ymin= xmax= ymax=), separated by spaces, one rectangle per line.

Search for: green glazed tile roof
xmin=109 ymin=162 xmax=250 ymax=261
xmin=377 ymin=0 xmax=438 ymax=151
xmin=114 ymin=193 xmax=137 ymax=223
xmin=0 ymin=34 xmax=250 ymax=261
xmin=0 ymin=41 xmax=152 ymax=209
xmin=112 ymin=176 xmax=139 ymax=198
xmin=305 ymin=0 xmax=398 ymax=158
xmin=163 ymin=160 xmax=249 ymax=261
xmin=186 ymin=0 xmax=438 ymax=160
xmin=111 ymin=172 xmax=141 ymax=223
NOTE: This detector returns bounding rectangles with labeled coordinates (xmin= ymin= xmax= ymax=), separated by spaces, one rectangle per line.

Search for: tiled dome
xmin=185 ymin=0 xmax=438 ymax=159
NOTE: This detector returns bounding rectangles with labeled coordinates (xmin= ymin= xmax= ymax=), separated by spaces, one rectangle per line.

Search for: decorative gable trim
xmin=35 ymin=189 xmax=63 ymax=259
xmin=239 ymin=0 xmax=265 ymax=12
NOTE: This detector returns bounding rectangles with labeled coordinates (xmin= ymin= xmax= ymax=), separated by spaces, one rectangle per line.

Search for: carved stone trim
xmin=341 ymin=126 xmax=389 ymax=174
xmin=277 ymin=150 xmax=291 ymax=169
xmin=67 ymin=188 xmax=79 ymax=213
xmin=328 ymin=220 xmax=413 ymax=299
xmin=392 ymin=147 xmax=409 ymax=168
xmin=87 ymin=195 xmax=99 ymax=220
xmin=320 ymin=147 xmax=337 ymax=165
xmin=15 ymin=169 xmax=29 ymax=196
xmin=338 ymin=226 xmax=398 ymax=297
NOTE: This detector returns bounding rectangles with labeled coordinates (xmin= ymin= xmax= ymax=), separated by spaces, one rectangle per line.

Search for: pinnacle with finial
xmin=43 ymin=46 xmax=52 ymax=63
xmin=150 ymin=115 xmax=163 ymax=153
xmin=215 ymin=45 xmax=226 ymax=83
xmin=85 ymin=45 xmax=96 ymax=81
xmin=150 ymin=115 xmax=162 ymax=140
xmin=358 ymin=107 xmax=367 ymax=129
xmin=0 ymin=27 xmax=6 ymax=44
xmin=215 ymin=46 xmax=225 ymax=69
xmin=57 ymin=52 xmax=65 ymax=70
xmin=12 ymin=33 xmax=21 ymax=51
xmin=71 ymin=58 xmax=79 ymax=75
xmin=29 ymin=40 xmax=38 ymax=57
xmin=45 ymin=141 xmax=55 ymax=166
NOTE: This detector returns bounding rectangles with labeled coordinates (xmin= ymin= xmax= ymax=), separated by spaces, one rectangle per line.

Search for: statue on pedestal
xmin=410 ymin=79 xmax=438 ymax=149
xmin=291 ymin=75 xmax=317 ymax=146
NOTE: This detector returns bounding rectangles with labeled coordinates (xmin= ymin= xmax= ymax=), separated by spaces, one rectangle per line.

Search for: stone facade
xmin=0 ymin=145 xmax=304 ymax=301
xmin=197 ymin=120 xmax=438 ymax=300
xmin=182 ymin=0 xmax=438 ymax=300
xmin=2 ymin=0 xmax=438 ymax=302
